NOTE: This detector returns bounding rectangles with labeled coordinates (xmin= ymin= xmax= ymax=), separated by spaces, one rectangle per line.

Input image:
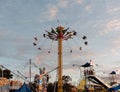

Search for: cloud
xmin=34 ymin=54 xmax=46 ymax=65
xmin=85 ymin=4 xmax=92 ymax=12
xmin=100 ymin=19 xmax=120 ymax=35
xmin=48 ymin=6 xmax=58 ymax=20
xmin=0 ymin=29 xmax=11 ymax=37
xmin=107 ymin=7 xmax=120 ymax=14
xmin=76 ymin=0 xmax=83 ymax=5
xmin=109 ymin=37 xmax=120 ymax=55
xmin=58 ymin=0 xmax=68 ymax=8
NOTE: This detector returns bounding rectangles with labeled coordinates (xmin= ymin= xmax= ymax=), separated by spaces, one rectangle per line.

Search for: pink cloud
xmin=100 ymin=19 xmax=120 ymax=35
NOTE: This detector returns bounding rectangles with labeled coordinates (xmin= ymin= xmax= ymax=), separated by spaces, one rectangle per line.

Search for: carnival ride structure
xmin=33 ymin=25 xmax=88 ymax=92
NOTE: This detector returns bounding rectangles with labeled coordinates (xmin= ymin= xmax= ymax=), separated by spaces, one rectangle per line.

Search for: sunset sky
xmin=0 ymin=0 xmax=120 ymax=83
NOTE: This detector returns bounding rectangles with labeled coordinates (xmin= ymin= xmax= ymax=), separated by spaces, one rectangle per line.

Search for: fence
xmin=0 ymin=85 xmax=9 ymax=92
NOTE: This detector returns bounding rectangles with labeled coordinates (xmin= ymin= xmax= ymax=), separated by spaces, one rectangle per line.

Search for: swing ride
xmin=33 ymin=25 xmax=88 ymax=92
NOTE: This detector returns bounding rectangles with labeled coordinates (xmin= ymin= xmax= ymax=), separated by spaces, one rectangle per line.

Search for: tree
xmin=47 ymin=83 xmax=54 ymax=92
xmin=0 ymin=68 xmax=2 ymax=77
xmin=46 ymin=75 xmax=72 ymax=92
xmin=63 ymin=83 xmax=71 ymax=92
xmin=62 ymin=75 xmax=72 ymax=92
xmin=3 ymin=69 xmax=13 ymax=79
xmin=62 ymin=75 xmax=72 ymax=83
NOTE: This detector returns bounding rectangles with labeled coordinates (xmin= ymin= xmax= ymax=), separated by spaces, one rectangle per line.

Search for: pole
xmin=58 ymin=31 xmax=63 ymax=92
xmin=29 ymin=59 xmax=31 ymax=82
xmin=73 ymin=64 xmax=82 ymax=81
xmin=79 ymin=67 xmax=81 ymax=81
xmin=0 ymin=65 xmax=29 ymax=82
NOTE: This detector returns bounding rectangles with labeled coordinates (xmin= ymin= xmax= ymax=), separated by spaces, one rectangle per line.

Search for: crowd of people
xmin=46 ymin=82 xmax=78 ymax=92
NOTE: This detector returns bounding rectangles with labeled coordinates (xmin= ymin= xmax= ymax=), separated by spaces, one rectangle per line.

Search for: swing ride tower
xmin=43 ymin=26 xmax=77 ymax=92
xmin=57 ymin=26 xmax=63 ymax=92
xmin=33 ymin=25 xmax=88 ymax=92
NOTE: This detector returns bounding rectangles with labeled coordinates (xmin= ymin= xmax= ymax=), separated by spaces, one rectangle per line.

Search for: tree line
xmin=0 ymin=68 xmax=13 ymax=79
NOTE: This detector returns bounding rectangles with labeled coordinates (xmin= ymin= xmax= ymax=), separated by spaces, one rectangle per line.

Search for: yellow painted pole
xmin=58 ymin=30 xmax=63 ymax=92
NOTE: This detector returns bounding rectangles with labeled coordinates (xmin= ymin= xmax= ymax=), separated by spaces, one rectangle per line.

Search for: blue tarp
xmin=15 ymin=82 xmax=32 ymax=92
xmin=108 ymin=84 xmax=120 ymax=91
xmin=81 ymin=62 xmax=91 ymax=67
xmin=110 ymin=71 xmax=116 ymax=74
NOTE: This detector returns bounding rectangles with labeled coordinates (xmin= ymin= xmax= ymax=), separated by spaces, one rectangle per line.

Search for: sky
xmin=0 ymin=0 xmax=120 ymax=84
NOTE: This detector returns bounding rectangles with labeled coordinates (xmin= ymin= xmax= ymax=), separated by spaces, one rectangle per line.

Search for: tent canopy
xmin=110 ymin=71 xmax=116 ymax=75
xmin=81 ymin=62 xmax=91 ymax=67
xmin=108 ymin=84 xmax=120 ymax=91
xmin=15 ymin=82 xmax=32 ymax=92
